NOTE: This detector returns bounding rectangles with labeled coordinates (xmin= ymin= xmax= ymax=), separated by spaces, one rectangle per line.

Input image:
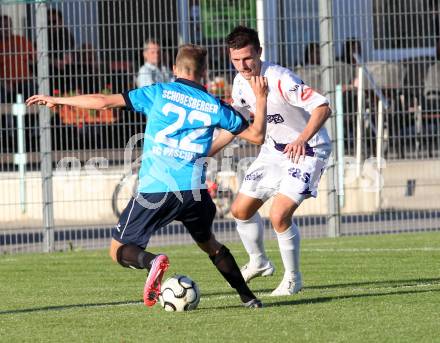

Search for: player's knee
xmin=109 ymin=239 xmax=122 ymax=263
xmin=270 ymin=212 xmax=291 ymax=230
xmin=209 ymin=245 xmax=230 ymax=265
xmin=109 ymin=246 xmax=118 ymax=263
xmin=197 ymin=234 xmax=222 ymax=256
xmin=231 ymin=203 xmax=252 ymax=221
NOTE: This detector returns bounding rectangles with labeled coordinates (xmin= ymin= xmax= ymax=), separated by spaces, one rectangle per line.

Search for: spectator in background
xmin=78 ymin=43 xmax=107 ymax=93
xmin=136 ymin=39 xmax=172 ymax=87
xmin=0 ymin=15 xmax=35 ymax=102
xmin=80 ymin=43 xmax=100 ymax=71
xmin=303 ymin=42 xmax=320 ymax=66
xmin=47 ymin=8 xmax=76 ymax=71
xmin=336 ymin=38 xmax=362 ymax=91
xmin=337 ymin=38 xmax=363 ymax=154
xmin=340 ymin=38 xmax=362 ymax=65
xmin=293 ymin=42 xmax=321 ymax=92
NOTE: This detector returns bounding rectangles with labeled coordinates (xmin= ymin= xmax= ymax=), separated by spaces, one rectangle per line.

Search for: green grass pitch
xmin=1 ymin=232 xmax=440 ymax=342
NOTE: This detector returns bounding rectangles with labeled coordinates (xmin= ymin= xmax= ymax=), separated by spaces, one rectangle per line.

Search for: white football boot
xmin=270 ymin=272 xmax=303 ymax=296
xmin=240 ymin=260 xmax=275 ymax=283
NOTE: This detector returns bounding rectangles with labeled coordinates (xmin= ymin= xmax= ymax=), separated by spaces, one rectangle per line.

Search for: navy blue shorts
xmin=112 ymin=189 xmax=216 ymax=248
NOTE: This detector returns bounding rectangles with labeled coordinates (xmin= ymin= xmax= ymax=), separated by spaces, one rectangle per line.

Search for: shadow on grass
xmin=209 ymin=287 xmax=440 ymax=310
xmin=3 ymin=278 xmax=440 ymax=314
xmin=265 ymin=287 xmax=440 ymax=308
xmin=0 ymin=300 xmax=142 ymax=315
xmin=305 ymin=277 xmax=440 ymax=290
xmin=203 ymin=277 xmax=440 ymax=297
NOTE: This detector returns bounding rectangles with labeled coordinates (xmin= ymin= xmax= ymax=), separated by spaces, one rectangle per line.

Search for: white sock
xmin=276 ymin=223 xmax=301 ymax=278
xmin=235 ymin=212 xmax=268 ymax=267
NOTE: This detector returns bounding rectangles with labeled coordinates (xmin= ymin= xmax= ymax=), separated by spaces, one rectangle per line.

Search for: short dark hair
xmin=175 ymin=44 xmax=207 ymax=78
xmin=47 ymin=8 xmax=63 ymax=19
xmin=143 ymin=39 xmax=160 ymax=49
xmin=226 ymin=26 xmax=260 ymax=51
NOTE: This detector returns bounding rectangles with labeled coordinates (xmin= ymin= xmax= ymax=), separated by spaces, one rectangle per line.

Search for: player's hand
xmin=25 ymin=95 xmax=58 ymax=109
xmin=250 ymin=76 xmax=268 ymax=99
xmin=283 ymin=137 xmax=307 ymax=164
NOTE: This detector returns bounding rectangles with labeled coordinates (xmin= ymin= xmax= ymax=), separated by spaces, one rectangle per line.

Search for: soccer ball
xmin=159 ymin=275 xmax=200 ymax=312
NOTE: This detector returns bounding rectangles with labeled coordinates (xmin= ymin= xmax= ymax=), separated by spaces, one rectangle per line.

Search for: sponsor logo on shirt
xmin=244 ymin=170 xmax=264 ymax=181
xmin=267 ymin=113 xmax=284 ymax=124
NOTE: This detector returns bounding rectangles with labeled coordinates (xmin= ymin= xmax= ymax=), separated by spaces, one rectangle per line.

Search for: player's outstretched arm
xmin=237 ymin=76 xmax=268 ymax=145
xmin=283 ymin=104 xmax=331 ymax=163
xmin=26 ymin=94 xmax=126 ymax=110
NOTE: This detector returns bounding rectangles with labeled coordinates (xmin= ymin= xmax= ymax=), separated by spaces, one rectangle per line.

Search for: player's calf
xmin=209 ymin=245 xmax=263 ymax=307
xmin=195 ymin=232 xmax=263 ymax=307
xmin=112 ymin=242 xmax=170 ymax=307
xmin=114 ymin=242 xmax=157 ymax=270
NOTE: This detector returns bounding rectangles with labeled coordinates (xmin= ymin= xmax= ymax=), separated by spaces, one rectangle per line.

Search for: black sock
xmin=116 ymin=244 xmax=157 ymax=270
xmin=209 ymin=245 xmax=256 ymax=303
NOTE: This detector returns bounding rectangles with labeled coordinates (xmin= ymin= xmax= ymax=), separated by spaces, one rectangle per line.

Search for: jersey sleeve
xmin=217 ymin=100 xmax=249 ymax=135
xmin=122 ymin=85 xmax=158 ymax=115
xmin=279 ymin=71 xmax=329 ymax=113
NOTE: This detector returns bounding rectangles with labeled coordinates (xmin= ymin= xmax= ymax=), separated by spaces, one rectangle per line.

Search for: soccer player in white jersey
xmin=210 ymin=26 xmax=332 ymax=296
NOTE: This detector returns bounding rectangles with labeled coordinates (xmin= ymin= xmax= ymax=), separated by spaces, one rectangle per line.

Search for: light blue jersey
xmin=123 ymin=78 xmax=248 ymax=193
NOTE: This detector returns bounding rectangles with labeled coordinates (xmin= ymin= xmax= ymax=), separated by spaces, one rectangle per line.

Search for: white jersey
xmin=231 ymin=61 xmax=332 ymax=156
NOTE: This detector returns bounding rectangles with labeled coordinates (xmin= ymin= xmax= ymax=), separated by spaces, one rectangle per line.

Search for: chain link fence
xmin=1 ymin=0 xmax=439 ymax=253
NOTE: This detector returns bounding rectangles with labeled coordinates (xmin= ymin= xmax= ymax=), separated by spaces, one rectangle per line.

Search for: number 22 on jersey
xmin=154 ymin=102 xmax=212 ymax=154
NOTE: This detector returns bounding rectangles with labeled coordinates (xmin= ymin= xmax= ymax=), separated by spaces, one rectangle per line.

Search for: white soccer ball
xmin=159 ymin=275 xmax=200 ymax=312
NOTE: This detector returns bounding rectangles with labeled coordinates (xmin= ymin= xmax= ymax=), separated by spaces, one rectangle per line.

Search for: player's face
xmin=229 ymin=45 xmax=262 ymax=80
xmin=144 ymin=43 xmax=161 ymax=66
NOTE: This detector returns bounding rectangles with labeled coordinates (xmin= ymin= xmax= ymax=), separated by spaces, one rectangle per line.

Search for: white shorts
xmin=239 ymin=150 xmax=330 ymax=205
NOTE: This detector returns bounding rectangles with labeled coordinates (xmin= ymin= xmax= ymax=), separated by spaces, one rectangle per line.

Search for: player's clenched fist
xmin=250 ymin=76 xmax=268 ymax=98
xmin=26 ymin=95 xmax=57 ymax=108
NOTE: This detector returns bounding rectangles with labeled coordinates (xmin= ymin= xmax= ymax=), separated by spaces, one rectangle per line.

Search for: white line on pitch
xmin=265 ymin=247 xmax=440 ymax=252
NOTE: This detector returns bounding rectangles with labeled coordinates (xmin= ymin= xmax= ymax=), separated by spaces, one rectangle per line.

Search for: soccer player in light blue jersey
xmin=26 ymin=44 xmax=268 ymax=308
